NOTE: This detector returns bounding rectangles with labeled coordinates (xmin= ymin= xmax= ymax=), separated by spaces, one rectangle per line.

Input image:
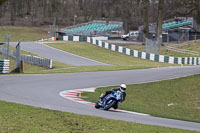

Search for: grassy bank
xmin=186 ymin=42 xmax=200 ymax=52
xmin=83 ymin=74 xmax=200 ymax=123
xmin=1 ymin=40 xmax=177 ymax=74
xmin=123 ymin=41 xmax=200 ymax=57
xmin=0 ymin=47 xmax=71 ymax=74
xmin=124 ymin=45 xmax=197 ymax=57
xmin=0 ymin=26 xmax=50 ymax=42
xmin=42 ymin=41 xmax=177 ymax=71
xmin=0 ymin=100 xmax=197 ymax=133
xmin=0 ymin=54 xmax=46 ymax=73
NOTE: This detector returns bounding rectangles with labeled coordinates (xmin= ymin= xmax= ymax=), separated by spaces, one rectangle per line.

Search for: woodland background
xmin=0 ymin=0 xmax=199 ymax=33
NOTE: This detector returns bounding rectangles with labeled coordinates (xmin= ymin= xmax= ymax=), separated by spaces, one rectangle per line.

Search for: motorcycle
xmin=95 ymin=90 xmax=123 ymax=111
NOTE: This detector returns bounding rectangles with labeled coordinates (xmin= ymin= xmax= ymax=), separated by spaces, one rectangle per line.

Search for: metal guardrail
xmin=0 ymin=47 xmax=52 ymax=69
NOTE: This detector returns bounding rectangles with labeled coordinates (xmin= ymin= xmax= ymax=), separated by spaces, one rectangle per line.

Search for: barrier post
xmin=21 ymin=60 xmax=24 ymax=73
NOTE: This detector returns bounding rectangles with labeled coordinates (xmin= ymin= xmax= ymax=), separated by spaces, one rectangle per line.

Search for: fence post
xmin=16 ymin=40 xmax=23 ymax=73
xmin=21 ymin=60 xmax=24 ymax=73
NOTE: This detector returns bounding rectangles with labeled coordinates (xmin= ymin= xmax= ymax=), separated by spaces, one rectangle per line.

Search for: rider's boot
xmin=99 ymin=93 xmax=104 ymax=101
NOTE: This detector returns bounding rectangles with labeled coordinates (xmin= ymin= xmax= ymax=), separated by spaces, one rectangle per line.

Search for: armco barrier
xmin=0 ymin=60 xmax=9 ymax=73
xmin=0 ymin=47 xmax=52 ymax=69
xmin=20 ymin=54 xmax=52 ymax=69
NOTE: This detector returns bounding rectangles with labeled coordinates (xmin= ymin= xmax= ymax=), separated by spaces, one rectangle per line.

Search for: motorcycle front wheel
xmin=104 ymin=100 xmax=116 ymax=111
xmin=95 ymin=102 xmax=101 ymax=109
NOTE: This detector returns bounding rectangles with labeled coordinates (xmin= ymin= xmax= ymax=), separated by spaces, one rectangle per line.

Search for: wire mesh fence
xmin=1 ymin=35 xmax=11 ymax=60
xmin=145 ymin=38 xmax=161 ymax=55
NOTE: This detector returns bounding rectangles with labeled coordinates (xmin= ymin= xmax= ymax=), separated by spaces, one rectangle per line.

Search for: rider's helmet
xmin=120 ymin=84 xmax=126 ymax=92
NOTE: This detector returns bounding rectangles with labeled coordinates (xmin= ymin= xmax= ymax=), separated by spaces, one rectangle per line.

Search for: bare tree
xmin=10 ymin=0 xmax=16 ymax=25
xmin=0 ymin=0 xmax=199 ymax=29
xmin=119 ymin=0 xmax=133 ymax=33
xmin=176 ymin=0 xmax=200 ymax=24
xmin=82 ymin=0 xmax=96 ymax=21
xmin=143 ymin=0 xmax=149 ymax=39
xmin=0 ymin=0 xmax=6 ymax=5
xmin=156 ymin=0 xmax=164 ymax=42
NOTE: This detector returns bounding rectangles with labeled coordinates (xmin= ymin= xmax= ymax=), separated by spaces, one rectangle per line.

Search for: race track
xmin=1 ymin=66 xmax=200 ymax=131
xmin=10 ymin=42 xmax=108 ymax=66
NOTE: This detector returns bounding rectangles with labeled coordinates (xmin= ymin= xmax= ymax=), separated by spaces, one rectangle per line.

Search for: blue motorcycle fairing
xmin=98 ymin=91 xmax=122 ymax=108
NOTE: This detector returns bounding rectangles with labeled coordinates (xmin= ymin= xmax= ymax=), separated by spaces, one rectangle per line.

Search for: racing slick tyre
xmin=104 ymin=99 xmax=116 ymax=111
xmin=113 ymin=103 xmax=118 ymax=109
xmin=95 ymin=102 xmax=101 ymax=109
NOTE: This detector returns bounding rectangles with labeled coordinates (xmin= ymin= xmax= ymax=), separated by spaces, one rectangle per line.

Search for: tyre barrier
xmin=0 ymin=60 xmax=9 ymax=74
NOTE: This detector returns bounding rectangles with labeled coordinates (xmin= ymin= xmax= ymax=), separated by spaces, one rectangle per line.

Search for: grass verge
xmin=83 ymin=74 xmax=200 ymax=123
xmin=41 ymin=41 xmax=177 ymax=73
xmin=124 ymin=42 xmax=200 ymax=57
xmin=0 ymin=100 xmax=198 ymax=133
xmin=0 ymin=46 xmax=72 ymax=74
xmin=1 ymin=41 xmax=178 ymax=74
xmin=0 ymin=26 xmax=50 ymax=42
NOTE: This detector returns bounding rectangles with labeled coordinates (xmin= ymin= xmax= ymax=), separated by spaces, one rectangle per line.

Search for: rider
xmin=99 ymin=84 xmax=127 ymax=103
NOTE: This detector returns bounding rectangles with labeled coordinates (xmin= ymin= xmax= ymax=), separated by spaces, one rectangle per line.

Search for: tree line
xmin=0 ymin=0 xmax=199 ymax=35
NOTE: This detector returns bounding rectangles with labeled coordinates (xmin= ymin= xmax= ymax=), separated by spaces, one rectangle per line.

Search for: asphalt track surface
xmin=10 ymin=42 xmax=108 ymax=66
xmin=1 ymin=66 xmax=200 ymax=131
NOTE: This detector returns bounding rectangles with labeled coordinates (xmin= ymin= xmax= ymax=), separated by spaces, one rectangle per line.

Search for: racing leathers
xmin=100 ymin=88 xmax=126 ymax=103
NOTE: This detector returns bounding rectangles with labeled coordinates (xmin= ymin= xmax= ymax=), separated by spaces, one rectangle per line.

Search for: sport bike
xmin=95 ymin=91 xmax=123 ymax=110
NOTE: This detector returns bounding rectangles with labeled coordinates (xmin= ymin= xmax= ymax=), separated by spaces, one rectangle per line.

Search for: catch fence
xmin=145 ymin=39 xmax=161 ymax=55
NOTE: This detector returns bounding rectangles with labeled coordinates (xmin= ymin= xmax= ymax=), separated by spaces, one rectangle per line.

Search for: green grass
xmin=1 ymin=40 xmax=178 ymax=74
xmin=183 ymin=42 xmax=200 ymax=52
xmin=83 ymin=74 xmax=200 ymax=123
xmin=0 ymin=46 xmax=71 ymax=74
xmin=0 ymin=54 xmax=47 ymax=73
xmin=11 ymin=46 xmax=72 ymax=70
xmin=43 ymin=41 xmax=177 ymax=70
xmin=124 ymin=45 xmax=198 ymax=57
xmin=0 ymin=26 xmax=51 ymax=42
xmin=167 ymin=41 xmax=200 ymax=53
xmin=0 ymin=26 xmax=57 ymax=73
xmin=1 ymin=26 xmax=192 ymax=74
xmin=0 ymin=100 xmax=198 ymax=133
xmin=3 ymin=40 xmax=177 ymax=74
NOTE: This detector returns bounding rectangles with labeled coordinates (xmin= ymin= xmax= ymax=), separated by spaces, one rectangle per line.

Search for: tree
xmin=80 ymin=0 xmax=101 ymax=22
xmin=119 ymin=0 xmax=133 ymax=33
xmin=156 ymin=0 xmax=164 ymax=42
xmin=0 ymin=0 xmax=6 ymax=5
xmin=0 ymin=0 xmax=199 ymax=29
xmin=176 ymin=0 xmax=200 ymax=24
xmin=143 ymin=0 xmax=149 ymax=39
xmin=10 ymin=0 xmax=16 ymax=25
